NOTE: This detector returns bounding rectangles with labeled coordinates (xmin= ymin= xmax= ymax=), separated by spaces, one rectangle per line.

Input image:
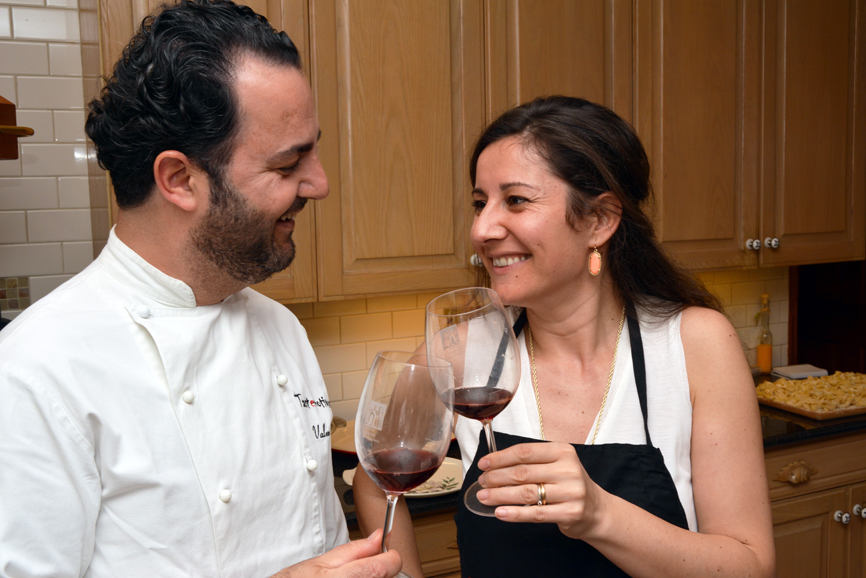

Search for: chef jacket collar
xmin=100 ymin=226 xmax=198 ymax=308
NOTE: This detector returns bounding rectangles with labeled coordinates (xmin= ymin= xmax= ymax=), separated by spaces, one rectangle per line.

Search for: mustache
xmin=287 ymin=196 xmax=308 ymax=215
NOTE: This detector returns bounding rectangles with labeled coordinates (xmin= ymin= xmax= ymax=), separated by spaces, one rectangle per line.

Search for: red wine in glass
xmin=364 ymin=448 xmax=442 ymax=493
xmin=453 ymin=386 xmax=513 ymax=420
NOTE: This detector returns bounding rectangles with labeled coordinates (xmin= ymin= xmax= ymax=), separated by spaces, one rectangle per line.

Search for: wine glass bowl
xmin=354 ymin=351 xmax=454 ymax=571
xmin=425 ymin=287 xmax=521 ymax=516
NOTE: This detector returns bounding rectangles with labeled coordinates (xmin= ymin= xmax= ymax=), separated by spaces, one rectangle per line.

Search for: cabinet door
xmin=850 ymin=482 xmax=866 ymax=578
xmin=634 ymin=0 xmax=761 ymax=270
xmin=760 ymin=0 xmax=866 ymax=266
xmin=310 ymin=0 xmax=483 ymax=298
xmin=772 ymin=487 xmax=848 ymax=578
xmin=485 ymin=0 xmax=633 ymax=122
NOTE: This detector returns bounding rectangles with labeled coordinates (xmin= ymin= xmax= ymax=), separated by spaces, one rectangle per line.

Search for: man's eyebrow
xmin=270 ymin=130 xmax=322 ymax=163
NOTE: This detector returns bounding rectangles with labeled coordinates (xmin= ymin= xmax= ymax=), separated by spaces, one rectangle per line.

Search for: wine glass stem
xmin=381 ymin=492 xmax=401 ymax=553
xmin=482 ymin=419 xmax=497 ymax=453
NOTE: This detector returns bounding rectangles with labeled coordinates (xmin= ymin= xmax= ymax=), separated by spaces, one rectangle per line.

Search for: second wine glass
xmin=425 ymin=287 xmax=520 ymax=516
xmin=355 ymin=351 xmax=454 ymax=576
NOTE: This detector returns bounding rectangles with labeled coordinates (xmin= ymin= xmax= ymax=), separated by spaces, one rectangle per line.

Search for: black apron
xmin=455 ymin=314 xmax=690 ymax=578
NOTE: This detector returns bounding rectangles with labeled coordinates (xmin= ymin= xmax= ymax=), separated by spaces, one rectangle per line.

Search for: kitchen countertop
xmin=333 ymin=406 xmax=866 ymax=528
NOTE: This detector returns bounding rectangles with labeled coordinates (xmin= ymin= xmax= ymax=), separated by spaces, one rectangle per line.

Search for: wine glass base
xmin=463 ymin=481 xmax=499 ymax=517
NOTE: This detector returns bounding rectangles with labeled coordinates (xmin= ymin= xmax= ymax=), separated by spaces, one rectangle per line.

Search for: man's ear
xmin=592 ymin=192 xmax=623 ymax=247
xmin=152 ymin=150 xmax=208 ymax=212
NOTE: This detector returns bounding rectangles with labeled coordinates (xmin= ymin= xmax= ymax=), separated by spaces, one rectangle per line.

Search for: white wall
xmin=0 ymin=0 xmax=93 ymax=320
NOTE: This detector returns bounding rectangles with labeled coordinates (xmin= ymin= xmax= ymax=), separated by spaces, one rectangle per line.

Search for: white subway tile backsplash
xmin=2 ymin=0 xmax=46 ymax=6
xmin=61 ymin=240 xmax=93 ymax=272
xmin=28 ymin=272 xmax=71 ymax=299
xmin=0 ymin=156 xmax=22 ymax=176
xmin=0 ymin=211 xmax=27 ymax=243
xmin=322 ymin=373 xmax=342 ymax=401
xmin=0 ymin=7 xmax=11 ymax=38
xmin=20 ymin=143 xmax=87 ymax=176
xmin=0 ymin=41 xmax=48 ymax=74
xmin=15 ymin=109 xmax=53 ymax=142
xmin=0 ymin=177 xmax=58 ymax=210
xmin=46 ymin=0 xmax=77 ymax=9
xmin=0 ymin=243 xmax=62 ymax=276
xmin=57 ymin=176 xmax=87 ymax=207
xmin=341 ymin=370 xmax=367 ymax=399
xmin=12 ymin=7 xmax=80 ymax=42
xmin=17 ymin=76 xmax=83 ymax=109
xmin=48 ymin=42 xmax=81 ymax=75
xmin=0 ymin=75 xmax=15 ymax=103
xmin=27 ymin=208 xmax=91 ymax=241
xmin=53 ymin=110 xmax=85 ymax=141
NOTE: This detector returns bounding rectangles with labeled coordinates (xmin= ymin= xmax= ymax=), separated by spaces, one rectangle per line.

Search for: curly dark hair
xmin=85 ymin=0 xmax=301 ymax=209
xmin=470 ymin=96 xmax=722 ymax=319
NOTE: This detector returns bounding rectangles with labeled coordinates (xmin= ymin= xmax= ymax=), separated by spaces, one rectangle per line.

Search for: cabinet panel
xmin=761 ymin=0 xmax=866 ymax=266
xmin=635 ymin=0 xmax=761 ymax=270
xmin=487 ymin=0 xmax=633 ymax=122
xmin=772 ymin=488 xmax=848 ymax=578
xmin=312 ymin=0 xmax=482 ymax=298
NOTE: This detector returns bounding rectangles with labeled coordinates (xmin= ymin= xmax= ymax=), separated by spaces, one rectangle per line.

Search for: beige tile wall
xmin=304 ymin=269 xmax=790 ymax=421
xmin=0 ymin=0 xmax=91 ymax=320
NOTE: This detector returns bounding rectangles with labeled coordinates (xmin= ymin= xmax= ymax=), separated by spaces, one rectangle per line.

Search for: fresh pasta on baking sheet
xmin=756 ymin=371 xmax=866 ymax=413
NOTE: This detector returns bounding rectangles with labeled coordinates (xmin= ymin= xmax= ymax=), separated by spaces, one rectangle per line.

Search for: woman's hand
xmin=475 ymin=442 xmax=611 ymax=541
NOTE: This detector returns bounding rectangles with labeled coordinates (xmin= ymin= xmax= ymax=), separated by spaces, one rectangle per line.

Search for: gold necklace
xmin=526 ymin=306 xmax=626 ymax=445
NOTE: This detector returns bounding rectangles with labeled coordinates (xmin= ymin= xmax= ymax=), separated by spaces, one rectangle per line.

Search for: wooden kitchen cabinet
xmin=765 ymin=432 xmax=866 ymax=577
xmin=634 ymin=0 xmax=866 ymax=271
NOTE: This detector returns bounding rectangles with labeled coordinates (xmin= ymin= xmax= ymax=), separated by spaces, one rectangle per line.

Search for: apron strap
xmin=627 ymin=314 xmax=652 ymax=446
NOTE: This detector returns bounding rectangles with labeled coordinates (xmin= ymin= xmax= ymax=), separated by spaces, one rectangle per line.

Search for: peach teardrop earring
xmin=589 ymin=246 xmax=602 ymax=276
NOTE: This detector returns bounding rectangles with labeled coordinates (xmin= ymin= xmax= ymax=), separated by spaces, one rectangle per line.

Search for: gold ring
xmin=536 ymin=482 xmax=547 ymax=506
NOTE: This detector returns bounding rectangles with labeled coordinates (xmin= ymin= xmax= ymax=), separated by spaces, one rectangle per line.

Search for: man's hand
xmin=269 ymin=529 xmax=403 ymax=578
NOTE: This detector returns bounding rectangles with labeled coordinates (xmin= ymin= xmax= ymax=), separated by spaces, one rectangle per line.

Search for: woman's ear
xmin=592 ymin=192 xmax=623 ymax=246
xmin=152 ymin=151 xmax=208 ymax=213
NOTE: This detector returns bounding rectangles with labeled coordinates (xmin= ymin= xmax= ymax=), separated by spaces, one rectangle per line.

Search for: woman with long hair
xmin=354 ymin=96 xmax=775 ymax=577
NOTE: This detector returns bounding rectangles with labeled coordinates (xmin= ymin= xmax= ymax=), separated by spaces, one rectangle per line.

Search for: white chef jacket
xmin=0 ymin=229 xmax=349 ymax=578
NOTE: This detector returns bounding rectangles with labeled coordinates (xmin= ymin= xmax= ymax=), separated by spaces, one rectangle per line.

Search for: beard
xmin=190 ymin=174 xmax=306 ymax=285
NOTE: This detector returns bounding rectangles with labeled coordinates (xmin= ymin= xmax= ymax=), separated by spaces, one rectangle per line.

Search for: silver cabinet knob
xmin=834 ymin=510 xmax=851 ymax=524
xmin=854 ymin=504 xmax=866 ymax=518
xmin=764 ymin=237 xmax=780 ymax=249
xmin=745 ymin=239 xmax=761 ymax=251
xmin=470 ymin=254 xmax=483 ymax=267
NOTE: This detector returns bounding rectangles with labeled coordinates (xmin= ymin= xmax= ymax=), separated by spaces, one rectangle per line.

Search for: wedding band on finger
xmin=536 ymin=482 xmax=547 ymax=506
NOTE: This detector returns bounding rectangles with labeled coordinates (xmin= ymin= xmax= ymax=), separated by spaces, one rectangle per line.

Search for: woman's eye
xmin=507 ymin=196 xmax=528 ymax=206
xmin=471 ymin=199 xmax=486 ymax=212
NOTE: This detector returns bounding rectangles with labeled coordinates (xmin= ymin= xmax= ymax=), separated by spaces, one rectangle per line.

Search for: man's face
xmin=191 ymin=55 xmax=328 ymax=285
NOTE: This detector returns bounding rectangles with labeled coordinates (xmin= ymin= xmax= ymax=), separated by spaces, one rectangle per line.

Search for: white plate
xmin=343 ymin=457 xmax=463 ymax=498
xmin=331 ymin=419 xmax=356 ymax=453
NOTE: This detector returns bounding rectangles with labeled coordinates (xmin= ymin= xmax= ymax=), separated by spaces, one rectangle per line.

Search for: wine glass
xmin=355 ymin=351 xmax=454 ymax=576
xmin=425 ymin=287 xmax=520 ymax=516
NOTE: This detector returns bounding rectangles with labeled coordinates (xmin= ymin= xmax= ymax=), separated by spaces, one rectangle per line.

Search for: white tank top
xmin=454 ymin=309 xmax=698 ymax=532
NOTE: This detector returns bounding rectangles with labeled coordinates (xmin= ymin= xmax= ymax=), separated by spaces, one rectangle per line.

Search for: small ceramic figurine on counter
xmin=355 ymin=97 xmax=776 ymax=578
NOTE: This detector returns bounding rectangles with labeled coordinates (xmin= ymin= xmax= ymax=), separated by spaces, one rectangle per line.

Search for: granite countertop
xmin=333 ymin=407 xmax=866 ymax=528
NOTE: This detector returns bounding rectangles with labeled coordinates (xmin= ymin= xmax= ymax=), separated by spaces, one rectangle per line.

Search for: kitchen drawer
xmin=764 ymin=431 xmax=866 ymax=500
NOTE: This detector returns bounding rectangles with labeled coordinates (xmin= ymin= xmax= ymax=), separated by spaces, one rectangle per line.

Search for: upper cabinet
xmin=759 ymin=0 xmax=866 ymax=267
xmin=307 ymin=0 xmax=483 ymax=299
xmin=634 ymin=0 xmax=865 ymax=270
xmin=91 ymin=0 xmax=866 ymax=303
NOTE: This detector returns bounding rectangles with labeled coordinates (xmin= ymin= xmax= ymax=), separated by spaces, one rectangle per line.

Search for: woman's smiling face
xmin=470 ymin=137 xmax=595 ymax=309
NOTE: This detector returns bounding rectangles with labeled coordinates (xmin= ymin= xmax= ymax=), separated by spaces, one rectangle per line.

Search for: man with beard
xmin=0 ymin=2 xmax=402 ymax=577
